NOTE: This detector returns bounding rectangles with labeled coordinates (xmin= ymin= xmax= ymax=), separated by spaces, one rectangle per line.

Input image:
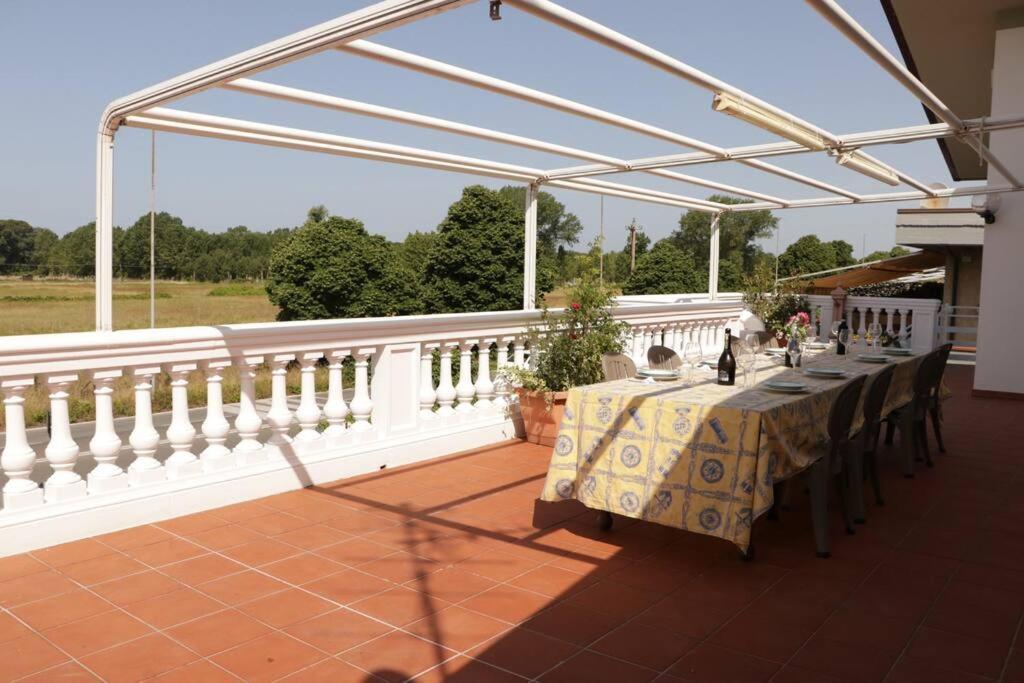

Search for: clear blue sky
xmin=0 ymin=0 xmax=978 ymax=257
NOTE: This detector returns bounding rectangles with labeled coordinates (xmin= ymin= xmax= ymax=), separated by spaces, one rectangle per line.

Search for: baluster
xmin=266 ymin=355 xmax=294 ymax=445
xmin=127 ymin=367 xmax=165 ymax=484
xmin=855 ymin=307 xmax=866 ymax=347
xmin=663 ymin=325 xmax=676 ymax=351
xmin=435 ymin=343 xmax=457 ymax=417
xmin=295 ymin=353 xmax=323 ymax=442
xmin=197 ymin=361 xmax=233 ymax=472
xmin=904 ymin=309 xmax=914 ymax=347
xmin=323 ymin=350 xmax=350 ymax=436
xmin=1 ymin=378 xmax=43 ymax=509
xmin=474 ymin=339 xmax=495 ymax=410
xmin=455 ymin=341 xmax=476 ymax=413
xmin=233 ymin=356 xmax=265 ymax=461
xmin=631 ymin=326 xmax=644 ymax=360
xmin=512 ymin=337 xmax=526 ymax=369
xmin=418 ymin=343 xmax=438 ymax=421
xmin=87 ymin=369 xmax=128 ymax=492
xmin=350 ymin=348 xmax=374 ymax=431
xmin=43 ymin=373 xmax=87 ymax=501
xmin=642 ymin=327 xmax=654 ymax=356
xmin=163 ymin=364 xmax=201 ymax=479
xmin=494 ymin=337 xmax=513 ymax=409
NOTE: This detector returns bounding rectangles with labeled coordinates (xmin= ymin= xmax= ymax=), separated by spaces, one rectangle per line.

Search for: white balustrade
xmin=806 ymin=294 xmax=939 ymax=354
xmin=323 ymin=350 xmax=351 ymax=436
xmin=199 ymin=360 xmax=234 ymax=471
xmin=1 ymin=379 xmax=43 ymax=509
xmin=512 ymin=338 xmax=526 ymax=369
xmin=295 ymin=353 xmax=323 ymax=442
xmin=474 ymin=340 xmax=495 ymax=410
xmin=88 ymin=369 xmax=128 ymax=492
xmin=266 ymin=355 xmax=295 ymax=445
xmin=455 ymin=340 xmax=476 ymax=413
xmin=163 ymin=364 xmax=202 ymax=479
xmin=436 ymin=342 xmax=457 ymax=416
xmin=128 ymin=367 xmax=165 ymax=485
xmin=632 ymin=327 xmax=644 ymax=361
xmin=43 ymin=373 xmax=87 ymax=501
xmin=418 ymin=344 xmax=438 ymax=420
xmin=494 ymin=337 xmax=513 ymax=409
xmin=350 ymin=348 xmax=374 ymax=431
xmin=233 ymin=356 xmax=265 ymax=460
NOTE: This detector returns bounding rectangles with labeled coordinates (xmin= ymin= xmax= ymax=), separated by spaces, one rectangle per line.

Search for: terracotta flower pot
xmin=515 ymin=388 xmax=568 ymax=447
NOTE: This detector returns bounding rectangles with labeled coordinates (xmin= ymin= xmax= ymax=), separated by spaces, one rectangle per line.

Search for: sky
xmin=0 ymin=0 xmax=983 ymax=257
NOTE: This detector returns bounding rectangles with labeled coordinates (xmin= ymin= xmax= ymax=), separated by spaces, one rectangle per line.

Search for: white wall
xmin=976 ymin=24 xmax=1024 ymax=396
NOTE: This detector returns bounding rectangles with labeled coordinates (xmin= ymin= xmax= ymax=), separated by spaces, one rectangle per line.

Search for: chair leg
xmin=899 ymin=414 xmax=915 ymax=478
xmin=808 ymin=459 xmax=831 ymax=558
xmin=846 ymin=449 xmax=867 ymax=524
xmin=835 ymin=473 xmax=856 ymax=535
xmin=918 ymin=420 xmax=934 ymax=468
xmin=865 ymin=449 xmax=884 ymax=506
xmin=884 ymin=420 xmax=896 ymax=445
xmin=930 ymin=405 xmax=946 ymax=454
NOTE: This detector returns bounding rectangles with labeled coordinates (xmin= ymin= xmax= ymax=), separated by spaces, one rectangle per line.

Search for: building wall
xmin=942 ymin=247 xmax=983 ymax=308
xmin=976 ymin=24 xmax=1024 ymax=396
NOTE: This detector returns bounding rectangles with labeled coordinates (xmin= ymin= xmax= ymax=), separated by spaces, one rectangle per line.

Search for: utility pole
xmin=774 ymin=224 xmax=781 ymax=293
xmin=599 ymin=196 xmax=605 ymax=284
xmin=629 ymin=218 xmax=638 ymax=275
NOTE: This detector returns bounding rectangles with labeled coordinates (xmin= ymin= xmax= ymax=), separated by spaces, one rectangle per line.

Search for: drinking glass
xmin=868 ymin=323 xmax=882 ymax=351
xmin=683 ymin=340 xmax=702 ymax=385
xmin=837 ymin=328 xmax=851 ymax=350
xmin=830 ymin=320 xmax=841 ymax=339
xmin=738 ymin=343 xmax=756 ymax=387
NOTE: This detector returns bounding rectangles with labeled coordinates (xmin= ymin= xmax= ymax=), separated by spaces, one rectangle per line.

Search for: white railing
xmin=938 ymin=305 xmax=979 ymax=351
xmin=0 ymin=299 xmax=744 ymax=555
xmin=806 ymin=294 xmax=942 ymax=354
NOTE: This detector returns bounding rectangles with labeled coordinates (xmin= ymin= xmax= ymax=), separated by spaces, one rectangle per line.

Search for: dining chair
xmin=808 ymin=374 xmax=866 ymax=558
xmin=883 ymin=349 xmax=945 ymax=477
xmin=848 ymin=364 xmax=895 ymax=520
xmin=647 ymin=345 xmax=682 ymax=371
xmin=601 ymin=353 xmax=637 ymax=381
xmin=929 ymin=343 xmax=953 ymax=453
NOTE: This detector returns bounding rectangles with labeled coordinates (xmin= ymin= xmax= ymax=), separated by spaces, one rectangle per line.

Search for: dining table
xmin=539 ymin=345 xmax=929 ymax=552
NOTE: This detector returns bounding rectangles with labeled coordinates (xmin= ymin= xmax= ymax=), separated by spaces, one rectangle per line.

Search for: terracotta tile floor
xmin=2 ymin=365 xmax=1024 ymax=682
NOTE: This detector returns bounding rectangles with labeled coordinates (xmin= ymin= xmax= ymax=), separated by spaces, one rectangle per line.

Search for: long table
xmin=539 ymin=348 xmax=926 ymax=551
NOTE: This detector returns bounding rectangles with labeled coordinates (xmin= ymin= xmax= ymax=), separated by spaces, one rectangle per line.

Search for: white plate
xmin=857 ymin=354 xmax=891 ymax=363
xmin=764 ymin=347 xmax=787 ymax=355
xmin=636 ymin=368 xmax=680 ymax=380
xmin=881 ymin=348 xmax=912 ymax=356
xmin=805 ymin=342 xmax=830 ymax=350
xmin=804 ymin=367 xmax=845 ymax=378
xmin=764 ymin=380 xmax=808 ymax=393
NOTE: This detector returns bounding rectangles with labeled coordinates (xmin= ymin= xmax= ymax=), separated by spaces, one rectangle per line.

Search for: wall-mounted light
xmin=711 ymin=92 xmax=826 ymax=151
xmin=490 ymin=0 xmax=502 ymax=20
xmin=834 ymin=151 xmax=900 ymax=186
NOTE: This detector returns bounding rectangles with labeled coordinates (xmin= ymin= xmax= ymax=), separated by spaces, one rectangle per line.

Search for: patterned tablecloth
xmin=539 ymin=348 xmax=926 ymax=551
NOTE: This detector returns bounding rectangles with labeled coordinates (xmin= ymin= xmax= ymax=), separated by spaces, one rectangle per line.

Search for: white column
xmin=512 ymin=338 xmax=527 ymax=368
xmin=127 ymin=367 xmax=165 ymax=485
xmin=350 ymin=348 xmax=374 ymax=431
xmin=323 ymin=350 xmax=350 ymax=437
xmin=884 ymin=307 xmax=896 ymax=335
xmin=523 ymin=182 xmax=538 ymax=310
xmin=199 ymin=360 xmax=233 ymax=472
xmin=43 ymin=374 xmax=87 ymax=501
xmin=295 ymin=353 xmax=323 ymax=442
xmin=233 ymin=356 xmax=265 ymax=461
xmin=708 ymin=212 xmax=721 ymax=301
xmin=418 ymin=343 xmax=438 ymax=421
xmin=1 ymin=378 xmax=43 ymax=510
xmin=494 ymin=337 xmax=514 ymax=409
xmin=436 ymin=342 xmax=458 ymax=417
xmin=631 ymin=326 xmax=644 ymax=360
xmin=95 ymin=131 xmax=114 ymax=331
xmin=163 ymin=363 xmax=201 ymax=479
xmin=266 ymin=355 xmax=294 ymax=445
xmin=474 ymin=340 xmax=495 ymax=410
xmin=455 ymin=340 xmax=476 ymax=413
xmin=88 ymin=369 xmax=128 ymax=492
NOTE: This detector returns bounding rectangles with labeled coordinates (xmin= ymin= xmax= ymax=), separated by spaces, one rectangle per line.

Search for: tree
xmin=668 ymin=196 xmax=778 ymax=274
xmin=777 ymin=235 xmax=856 ymax=277
xmin=496 ymin=186 xmax=583 ymax=254
xmin=622 ymin=241 xmax=707 ymax=295
xmin=396 ymin=231 xmax=437 ymax=279
xmin=862 ymin=246 xmax=911 ymax=263
xmin=422 ymin=185 xmax=553 ymax=313
xmin=267 ymin=212 xmax=422 ymax=320
xmin=0 ymin=220 xmax=36 ymax=274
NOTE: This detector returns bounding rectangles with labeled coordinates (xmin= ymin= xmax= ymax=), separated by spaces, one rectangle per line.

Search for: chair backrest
xmin=828 ymin=374 xmax=867 ymax=447
xmin=861 ymin=364 xmax=895 ymax=432
xmin=911 ymin=349 xmax=945 ymax=416
xmin=647 ymin=345 xmax=682 ymax=370
xmin=933 ymin=342 xmax=952 ymax=390
xmin=602 ymin=353 xmax=637 ymax=381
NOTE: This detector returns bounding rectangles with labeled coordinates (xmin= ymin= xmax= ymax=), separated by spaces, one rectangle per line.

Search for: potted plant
xmin=501 ymin=279 xmax=629 ymax=446
xmin=742 ymin=264 xmax=811 ymax=346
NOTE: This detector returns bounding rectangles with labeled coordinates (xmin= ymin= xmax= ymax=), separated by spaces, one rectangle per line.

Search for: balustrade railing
xmin=805 ymin=294 xmax=941 ymax=354
xmin=0 ymin=300 xmax=744 ymax=552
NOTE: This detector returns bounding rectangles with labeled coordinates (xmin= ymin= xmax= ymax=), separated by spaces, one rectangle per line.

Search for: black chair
xmin=929 ymin=343 xmax=953 ymax=453
xmin=808 ymin=374 xmax=867 ymax=558
xmin=884 ymin=348 xmax=947 ymax=476
xmin=601 ymin=353 xmax=637 ymax=381
xmin=847 ymin=364 xmax=895 ymax=521
xmin=647 ymin=345 xmax=682 ymax=371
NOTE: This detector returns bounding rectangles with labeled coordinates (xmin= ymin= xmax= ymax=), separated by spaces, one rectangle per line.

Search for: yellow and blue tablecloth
xmin=540 ymin=350 xmax=926 ymax=550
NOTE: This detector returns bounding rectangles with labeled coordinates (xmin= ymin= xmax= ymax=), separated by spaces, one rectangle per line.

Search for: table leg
xmin=597 ymin=510 xmax=614 ymax=531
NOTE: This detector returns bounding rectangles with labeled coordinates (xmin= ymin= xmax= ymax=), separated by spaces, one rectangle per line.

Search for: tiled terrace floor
xmin=2 ymin=366 xmax=1024 ymax=682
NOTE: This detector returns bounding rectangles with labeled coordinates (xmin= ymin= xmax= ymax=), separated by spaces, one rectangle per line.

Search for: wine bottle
xmin=836 ymin=319 xmax=848 ymax=356
xmin=717 ymin=328 xmax=736 ymax=386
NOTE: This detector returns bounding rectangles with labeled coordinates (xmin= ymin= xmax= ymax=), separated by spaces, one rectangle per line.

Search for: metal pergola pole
xmin=523 ymin=183 xmax=539 ymax=310
xmin=708 ymin=213 xmax=721 ymax=301
xmin=95 ymin=133 xmax=114 ymax=332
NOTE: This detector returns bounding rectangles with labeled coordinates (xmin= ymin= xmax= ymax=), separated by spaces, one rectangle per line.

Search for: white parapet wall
xmin=0 ymin=299 xmax=745 ymax=556
xmin=805 ymin=294 xmax=941 ymax=354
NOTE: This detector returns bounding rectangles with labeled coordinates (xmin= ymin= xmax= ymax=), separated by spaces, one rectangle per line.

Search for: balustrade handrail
xmin=0 ymin=300 xmax=745 ymax=380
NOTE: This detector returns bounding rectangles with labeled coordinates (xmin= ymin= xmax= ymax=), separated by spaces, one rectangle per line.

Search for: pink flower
xmin=570 ymin=302 xmax=581 ymax=310
xmin=797 ymin=311 xmax=811 ymax=324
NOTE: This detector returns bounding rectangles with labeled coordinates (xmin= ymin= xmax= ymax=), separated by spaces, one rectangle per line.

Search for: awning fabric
xmin=809 ymin=250 xmax=945 ymax=291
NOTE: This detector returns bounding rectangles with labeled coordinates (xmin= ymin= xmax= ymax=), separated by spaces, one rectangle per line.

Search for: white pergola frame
xmin=94 ymin=0 xmax=1024 ymax=331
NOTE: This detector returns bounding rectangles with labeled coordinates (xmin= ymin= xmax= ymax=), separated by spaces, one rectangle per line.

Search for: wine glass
xmin=868 ymin=323 xmax=882 ymax=351
xmin=738 ymin=342 xmax=756 ymax=388
xmin=682 ymin=340 xmax=702 ymax=385
xmin=837 ymin=328 xmax=851 ymax=352
xmin=830 ymin=320 xmax=841 ymax=340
